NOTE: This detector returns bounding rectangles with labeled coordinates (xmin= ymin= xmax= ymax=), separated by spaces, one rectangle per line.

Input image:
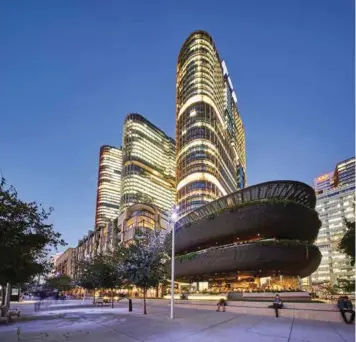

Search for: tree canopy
xmin=46 ymin=274 xmax=73 ymax=293
xmin=0 ymin=177 xmax=66 ymax=290
xmin=338 ymin=218 xmax=355 ymax=266
xmin=75 ymin=251 xmax=125 ymax=307
xmin=74 ymin=229 xmax=171 ymax=313
xmin=122 ymin=229 xmax=170 ymax=314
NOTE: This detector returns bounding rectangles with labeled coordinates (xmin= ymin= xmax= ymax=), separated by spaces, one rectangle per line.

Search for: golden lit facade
xmin=176 ymin=30 xmax=246 ymax=216
xmin=95 ymin=145 xmax=122 ymax=228
xmin=121 ymin=113 xmax=176 ymax=212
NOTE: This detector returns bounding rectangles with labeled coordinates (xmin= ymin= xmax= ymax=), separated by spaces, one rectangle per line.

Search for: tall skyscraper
xmin=176 ymin=30 xmax=246 ymax=216
xmin=312 ymin=157 xmax=355 ymax=285
xmin=95 ymin=145 xmax=122 ymax=228
xmin=120 ymin=113 xmax=176 ymax=212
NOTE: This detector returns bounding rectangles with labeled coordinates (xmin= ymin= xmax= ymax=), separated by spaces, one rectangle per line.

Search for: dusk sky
xmin=0 ymin=0 xmax=354 ymax=250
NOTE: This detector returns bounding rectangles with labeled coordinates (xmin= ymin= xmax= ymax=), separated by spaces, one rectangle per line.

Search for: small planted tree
xmin=75 ymin=258 xmax=99 ymax=302
xmin=338 ymin=218 xmax=355 ymax=266
xmin=122 ymin=229 xmax=170 ymax=314
xmin=75 ymin=253 xmax=123 ymax=308
xmin=46 ymin=274 xmax=73 ymax=293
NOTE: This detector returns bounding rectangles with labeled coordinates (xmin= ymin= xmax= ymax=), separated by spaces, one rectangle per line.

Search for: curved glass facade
xmin=95 ymin=145 xmax=122 ymax=228
xmin=121 ymin=113 xmax=176 ymax=212
xmin=176 ymin=30 xmax=246 ymax=216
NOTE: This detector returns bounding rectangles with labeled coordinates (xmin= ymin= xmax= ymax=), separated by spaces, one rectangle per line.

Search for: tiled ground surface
xmin=1 ymin=301 xmax=354 ymax=342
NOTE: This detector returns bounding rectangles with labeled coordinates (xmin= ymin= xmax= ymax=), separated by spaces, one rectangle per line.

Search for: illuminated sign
xmin=315 ymin=172 xmax=333 ymax=183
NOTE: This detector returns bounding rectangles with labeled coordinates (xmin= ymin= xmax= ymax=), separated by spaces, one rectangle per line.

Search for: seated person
xmin=216 ymin=298 xmax=226 ymax=312
xmin=271 ymin=294 xmax=283 ymax=317
xmin=337 ymin=296 xmax=355 ymax=324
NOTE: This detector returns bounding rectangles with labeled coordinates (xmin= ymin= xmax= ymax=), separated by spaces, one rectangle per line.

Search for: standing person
xmin=338 ymin=296 xmax=355 ymax=324
xmin=272 ymin=294 xmax=283 ymax=317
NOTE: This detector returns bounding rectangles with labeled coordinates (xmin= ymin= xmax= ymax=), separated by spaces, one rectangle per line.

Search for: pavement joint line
xmin=85 ymin=315 xmax=144 ymax=342
xmin=169 ymin=314 xmax=243 ymax=342
xmin=287 ymin=317 xmax=294 ymax=342
xmin=245 ymin=330 xmax=289 ymax=340
xmin=327 ymin=321 xmax=348 ymax=342
xmin=244 ymin=315 xmax=267 ymax=332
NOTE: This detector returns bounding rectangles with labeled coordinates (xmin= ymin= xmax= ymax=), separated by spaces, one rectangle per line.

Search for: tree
xmin=46 ymin=274 xmax=73 ymax=293
xmin=0 ymin=177 xmax=66 ymax=306
xmin=122 ymin=229 xmax=170 ymax=314
xmin=338 ymin=218 xmax=355 ymax=266
xmin=75 ymin=252 xmax=123 ymax=308
xmin=336 ymin=278 xmax=355 ymax=294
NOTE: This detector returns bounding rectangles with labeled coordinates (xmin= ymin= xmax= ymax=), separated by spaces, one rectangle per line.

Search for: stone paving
xmin=0 ymin=301 xmax=354 ymax=342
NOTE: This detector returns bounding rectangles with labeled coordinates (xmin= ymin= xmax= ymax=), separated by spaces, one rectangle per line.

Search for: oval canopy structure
xmin=174 ymin=180 xmax=321 ymax=281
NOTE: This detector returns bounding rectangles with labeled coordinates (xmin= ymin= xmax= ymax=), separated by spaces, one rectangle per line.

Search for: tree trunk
xmin=1 ymin=284 xmax=6 ymax=306
xmin=155 ymin=285 xmax=159 ymax=298
xmin=5 ymin=283 xmax=11 ymax=308
xmin=111 ymin=288 xmax=114 ymax=308
xmin=143 ymin=287 xmax=147 ymax=315
xmin=93 ymin=289 xmax=96 ymax=304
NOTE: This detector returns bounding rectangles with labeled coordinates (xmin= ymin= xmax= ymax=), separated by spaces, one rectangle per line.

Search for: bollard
xmin=128 ymin=298 xmax=132 ymax=312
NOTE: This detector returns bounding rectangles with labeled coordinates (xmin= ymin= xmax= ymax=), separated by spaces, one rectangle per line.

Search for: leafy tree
xmin=75 ymin=252 xmax=123 ymax=307
xmin=338 ymin=218 xmax=355 ymax=266
xmin=336 ymin=278 xmax=355 ymax=294
xmin=0 ymin=177 xmax=66 ymax=306
xmin=46 ymin=274 xmax=73 ymax=293
xmin=122 ymin=229 xmax=170 ymax=314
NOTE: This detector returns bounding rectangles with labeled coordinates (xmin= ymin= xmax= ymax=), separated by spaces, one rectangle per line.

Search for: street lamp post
xmin=170 ymin=206 xmax=179 ymax=319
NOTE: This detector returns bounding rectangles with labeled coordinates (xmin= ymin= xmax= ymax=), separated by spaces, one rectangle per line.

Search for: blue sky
xmin=0 ymin=0 xmax=354 ymax=250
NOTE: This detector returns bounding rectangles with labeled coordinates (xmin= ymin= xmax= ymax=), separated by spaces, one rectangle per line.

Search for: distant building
xmin=54 ymin=248 xmax=75 ymax=278
xmin=51 ymin=252 xmax=63 ymax=276
xmin=120 ymin=113 xmax=176 ymax=212
xmin=312 ymin=157 xmax=355 ymax=285
xmin=95 ymin=145 xmax=122 ymax=228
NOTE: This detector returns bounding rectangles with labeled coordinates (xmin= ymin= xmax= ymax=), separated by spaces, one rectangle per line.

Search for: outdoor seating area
xmin=93 ymin=298 xmax=111 ymax=306
xmin=174 ymin=300 xmax=351 ymax=323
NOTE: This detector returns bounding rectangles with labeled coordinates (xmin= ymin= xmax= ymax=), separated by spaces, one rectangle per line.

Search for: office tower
xmin=312 ymin=157 xmax=355 ymax=285
xmin=95 ymin=145 xmax=122 ymax=228
xmin=121 ymin=113 xmax=176 ymax=212
xmin=176 ymin=30 xmax=246 ymax=217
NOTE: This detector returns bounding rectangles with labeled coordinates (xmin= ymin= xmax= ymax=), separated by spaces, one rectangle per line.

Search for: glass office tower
xmin=312 ymin=157 xmax=355 ymax=285
xmin=121 ymin=113 xmax=176 ymax=212
xmin=176 ymin=30 xmax=246 ymax=217
xmin=95 ymin=145 xmax=122 ymax=228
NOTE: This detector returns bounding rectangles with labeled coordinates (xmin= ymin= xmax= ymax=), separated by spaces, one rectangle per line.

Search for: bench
xmin=93 ymin=298 xmax=111 ymax=306
xmin=0 ymin=306 xmax=20 ymax=324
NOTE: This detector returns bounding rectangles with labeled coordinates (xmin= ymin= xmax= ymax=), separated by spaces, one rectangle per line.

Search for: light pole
xmin=170 ymin=205 xmax=179 ymax=319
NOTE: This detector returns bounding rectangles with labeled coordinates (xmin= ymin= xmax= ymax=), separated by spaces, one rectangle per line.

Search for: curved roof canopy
xmin=176 ymin=181 xmax=316 ymax=228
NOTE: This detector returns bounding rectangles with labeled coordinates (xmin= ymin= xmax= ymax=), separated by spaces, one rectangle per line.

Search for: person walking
xmin=272 ymin=294 xmax=283 ymax=317
xmin=338 ymin=296 xmax=355 ymax=324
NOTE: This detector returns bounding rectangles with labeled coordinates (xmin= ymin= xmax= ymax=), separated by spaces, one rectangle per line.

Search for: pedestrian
xmin=337 ymin=296 xmax=355 ymax=324
xmin=216 ymin=298 xmax=226 ymax=312
xmin=272 ymin=294 xmax=283 ymax=317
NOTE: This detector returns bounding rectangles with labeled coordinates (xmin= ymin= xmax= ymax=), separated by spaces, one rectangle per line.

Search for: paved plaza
xmin=0 ymin=300 xmax=354 ymax=342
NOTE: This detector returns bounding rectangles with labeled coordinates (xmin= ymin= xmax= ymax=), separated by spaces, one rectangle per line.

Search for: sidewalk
xmin=1 ymin=300 xmax=354 ymax=342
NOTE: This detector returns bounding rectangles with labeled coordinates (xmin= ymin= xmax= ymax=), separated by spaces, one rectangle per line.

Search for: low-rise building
xmin=54 ymin=248 xmax=75 ymax=278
